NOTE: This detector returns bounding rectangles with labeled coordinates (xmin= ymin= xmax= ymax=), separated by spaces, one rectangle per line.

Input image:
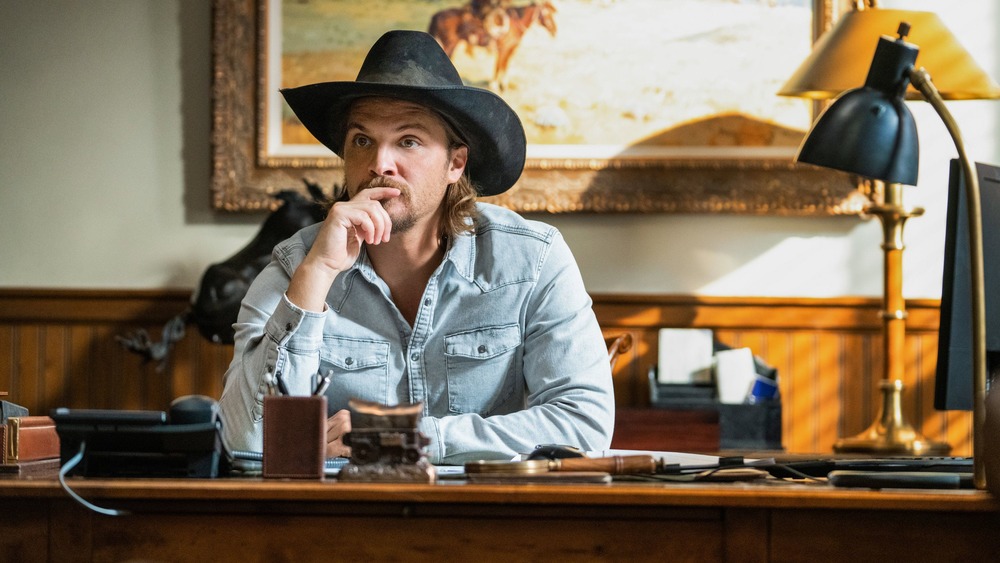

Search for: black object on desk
xmin=767 ymin=456 xmax=973 ymax=478
xmin=50 ymin=395 xmax=223 ymax=478
xmin=828 ymin=470 xmax=964 ymax=489
xmin=527 ymin=444 xmax=585 ymax=460
xmin=718 ymin=402 xmax=783 ymax=450
xmin=651 ymin=384 xmax=783 ymax=450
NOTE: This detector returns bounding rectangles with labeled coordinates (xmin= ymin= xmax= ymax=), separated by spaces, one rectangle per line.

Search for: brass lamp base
xmin=834 ymin=380 xmax=951 ymax=455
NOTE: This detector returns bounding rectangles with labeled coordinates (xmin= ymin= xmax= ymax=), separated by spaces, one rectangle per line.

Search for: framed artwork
xmin=211 ymin=0 xmax=863 ymax=214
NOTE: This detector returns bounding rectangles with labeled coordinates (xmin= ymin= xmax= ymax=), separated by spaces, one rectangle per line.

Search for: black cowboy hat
xmin=280 ymin=30 xmax=526 ymax=197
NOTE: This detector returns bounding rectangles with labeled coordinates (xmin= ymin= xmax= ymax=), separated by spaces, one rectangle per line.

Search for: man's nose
xmin=370 ymin=145 xmax=397 ymax=177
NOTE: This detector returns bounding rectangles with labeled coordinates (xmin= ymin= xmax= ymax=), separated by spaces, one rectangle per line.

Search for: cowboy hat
xmin=280 ymin=30 xmax=526 ymax=197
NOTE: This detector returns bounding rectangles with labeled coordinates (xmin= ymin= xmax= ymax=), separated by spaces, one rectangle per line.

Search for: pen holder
xmin=263 ymin=395 xmax=327 ymax=479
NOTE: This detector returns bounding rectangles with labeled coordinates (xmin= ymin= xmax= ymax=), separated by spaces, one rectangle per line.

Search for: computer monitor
xmin=934 ymin=159 xmax=1000 ymax=411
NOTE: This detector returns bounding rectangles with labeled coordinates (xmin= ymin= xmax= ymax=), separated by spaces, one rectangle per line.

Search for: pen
xmin=275 ymin=371 xmax=290 ymax=396
xmin=312 ymin=371 xmax=331 ymax=396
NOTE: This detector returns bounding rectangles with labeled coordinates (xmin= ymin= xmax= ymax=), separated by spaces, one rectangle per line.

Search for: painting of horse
xmin=276 ymin=0 xmax=814 ymax=158
xmin=429 ymin=1 xmax=558 ymax=92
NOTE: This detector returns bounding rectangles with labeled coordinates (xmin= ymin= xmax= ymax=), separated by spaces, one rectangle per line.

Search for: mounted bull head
xmin=118 ymin=181 xmax=331 ymax=368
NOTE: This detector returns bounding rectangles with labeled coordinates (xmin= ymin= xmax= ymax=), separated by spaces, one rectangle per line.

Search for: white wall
xmin=1 ymin=0 xmax=997 ymax=299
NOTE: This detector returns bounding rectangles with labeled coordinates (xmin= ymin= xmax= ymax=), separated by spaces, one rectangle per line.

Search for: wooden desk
xmin=2 ymin=476 xmax=999 ymax=562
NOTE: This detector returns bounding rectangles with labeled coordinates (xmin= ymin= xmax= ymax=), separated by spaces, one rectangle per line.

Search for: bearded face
xmin=342 ymin=98 xmax=468 ymax=235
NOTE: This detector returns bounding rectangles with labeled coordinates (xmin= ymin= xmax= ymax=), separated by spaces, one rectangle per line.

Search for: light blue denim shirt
xmin=219 ymin=203 xmax=614 ymax=464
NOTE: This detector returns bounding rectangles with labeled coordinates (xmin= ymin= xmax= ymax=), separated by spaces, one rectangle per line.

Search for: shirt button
xmin=285 ymin=322 xmax=293 ymax=331
xmin=424 ymin=298 xmax=432 ymax=306
xmin=411 ymin=352 xmax=420 ymax=361
xmin=478 ymin=345 xmax=487 ymax=354
xmin=345 ymin=357 xmax=354 ymax=366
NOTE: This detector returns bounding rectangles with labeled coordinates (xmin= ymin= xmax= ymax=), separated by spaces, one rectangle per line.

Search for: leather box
xmin=1 ymin=415 xmax=60 ymax=464
xmin=0 ymin=458 xmax=60 ymax=476
xmin=263 ymin=395 xmax=327 ymax=479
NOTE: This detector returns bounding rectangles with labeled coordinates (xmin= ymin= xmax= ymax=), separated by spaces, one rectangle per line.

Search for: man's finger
xmin=326 ymin=410 xmax=352 ymax=435
xmin=332 ymin=200 xmax=391 ymax=243
xmin=355 ymin=186 xmax=401 ymax=201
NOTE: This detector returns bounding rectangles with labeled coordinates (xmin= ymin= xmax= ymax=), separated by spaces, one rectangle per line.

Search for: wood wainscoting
xmin=596 ymin=294 xmax=971 ymax=455
xmin=0 ymin=289 xmax=971 ymax=455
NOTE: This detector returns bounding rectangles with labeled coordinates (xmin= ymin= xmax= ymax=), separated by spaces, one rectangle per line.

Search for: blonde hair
xmin=441 ymin=173 xmax=478 ymax=238
xmin=438 ymin=114 xmax=479 ymax=238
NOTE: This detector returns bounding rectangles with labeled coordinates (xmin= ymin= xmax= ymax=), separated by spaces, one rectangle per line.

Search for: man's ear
xmin=447 ymin=145 xmax=469 ymax=184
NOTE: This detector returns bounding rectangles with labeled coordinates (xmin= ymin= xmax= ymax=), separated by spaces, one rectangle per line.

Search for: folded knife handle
xmin=552 ymin=455 xmax=657 ymax=475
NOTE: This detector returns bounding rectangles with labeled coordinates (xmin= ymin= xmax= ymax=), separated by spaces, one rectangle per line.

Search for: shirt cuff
xmin=264 ymin=293 xmax=327 ymax=348
xmin=418 ymin=417 xmax=443 ymax=464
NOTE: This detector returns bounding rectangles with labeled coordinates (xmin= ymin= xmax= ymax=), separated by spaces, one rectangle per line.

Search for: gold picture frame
xmin=211 ymin=0 xmax=862 ymax=215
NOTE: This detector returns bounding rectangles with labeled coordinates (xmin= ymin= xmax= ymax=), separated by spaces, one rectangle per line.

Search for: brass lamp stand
xmin=833 ymin=182 xmax=950 ymax=454
xmin=781 ymin=1 xmax=1000 ymax=487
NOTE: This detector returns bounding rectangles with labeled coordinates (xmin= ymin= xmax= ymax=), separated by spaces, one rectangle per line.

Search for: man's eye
xmin=351 ymin=135 xmax=370 ymax=148
xmin=400 ymin=138 xmax=419 ymax=148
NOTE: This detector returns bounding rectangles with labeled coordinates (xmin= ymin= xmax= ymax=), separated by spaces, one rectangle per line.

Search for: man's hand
xmin=325 ymin=409 xmax=353 ymax=458
xmin=287 ymin=187 xmax=399 ymax=311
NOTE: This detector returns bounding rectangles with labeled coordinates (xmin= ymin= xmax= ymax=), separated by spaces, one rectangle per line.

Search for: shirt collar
xmin=354 ymin=246 xmax=378 ymax=283
xmin=444 ymin=225 xmax=476 ymax=283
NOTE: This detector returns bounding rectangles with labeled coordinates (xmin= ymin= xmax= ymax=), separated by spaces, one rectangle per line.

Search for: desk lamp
xmin=779 ymin=2 xmax=1000 ymax=101
xmin=784 ymin=6 xmax=1000 ymax=488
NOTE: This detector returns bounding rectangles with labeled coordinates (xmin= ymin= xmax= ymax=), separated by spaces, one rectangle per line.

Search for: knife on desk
xmin=465 ymin=455 xmax=659 ymax=476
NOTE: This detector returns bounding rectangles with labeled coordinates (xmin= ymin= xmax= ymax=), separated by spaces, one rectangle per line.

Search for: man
xmin=219 ymin=30 xmax=614 ymax=465
xmin=471 ymin=0 xmax=511 ymax=41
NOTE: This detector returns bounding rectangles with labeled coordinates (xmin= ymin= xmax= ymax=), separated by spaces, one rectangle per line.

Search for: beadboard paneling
xmin=593 ymin=295 xmax=970 ymax=455
xmin=0 ymin=289 xmax=231 ymax=414
xmin=0 ymin=289 xmax=972 ymax=455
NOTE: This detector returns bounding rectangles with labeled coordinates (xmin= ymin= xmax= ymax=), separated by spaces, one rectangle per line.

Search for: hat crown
xmin=356 ymin=30 xmax=463 ymax=88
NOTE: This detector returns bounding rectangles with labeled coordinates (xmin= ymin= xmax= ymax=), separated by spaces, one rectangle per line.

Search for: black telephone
xmin=51 ymin=395 xmax=223 ymax=478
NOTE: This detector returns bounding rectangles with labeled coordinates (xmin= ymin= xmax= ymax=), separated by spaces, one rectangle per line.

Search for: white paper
xmin=657 ymin=328 xmax=714 ymax=384
xmin=714 ymin=347 xmax=758 ymax=404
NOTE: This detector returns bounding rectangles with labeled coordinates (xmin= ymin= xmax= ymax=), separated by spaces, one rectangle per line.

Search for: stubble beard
xmin=351 ymin=171 xmax=451 ymax=236
xmin=352 ymin=175 xmax=416 ymax=235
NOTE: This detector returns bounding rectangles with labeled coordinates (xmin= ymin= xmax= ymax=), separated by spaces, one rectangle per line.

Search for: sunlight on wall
xmin=559 ymin=0 xmax=1000 ymax=299
xmin=0 ymin=1 xmax=996 ymax=299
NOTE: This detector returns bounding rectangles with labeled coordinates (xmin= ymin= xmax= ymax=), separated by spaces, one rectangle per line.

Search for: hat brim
xmin=281 ymin=82 xmax=526 ymax=197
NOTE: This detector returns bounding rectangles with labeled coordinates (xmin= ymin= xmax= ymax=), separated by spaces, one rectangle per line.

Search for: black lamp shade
xmin=796 ymin=32 xmax=921 ymax=185
xmin=797 ymin=88 xmax=919 ymax=185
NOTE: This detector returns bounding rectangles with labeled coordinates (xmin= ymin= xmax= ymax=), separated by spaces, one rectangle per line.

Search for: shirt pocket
xmin=444 ymin=324 xmax=521 ymax=415
xmin=320 ymin=336 xmax=390 ymax=407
